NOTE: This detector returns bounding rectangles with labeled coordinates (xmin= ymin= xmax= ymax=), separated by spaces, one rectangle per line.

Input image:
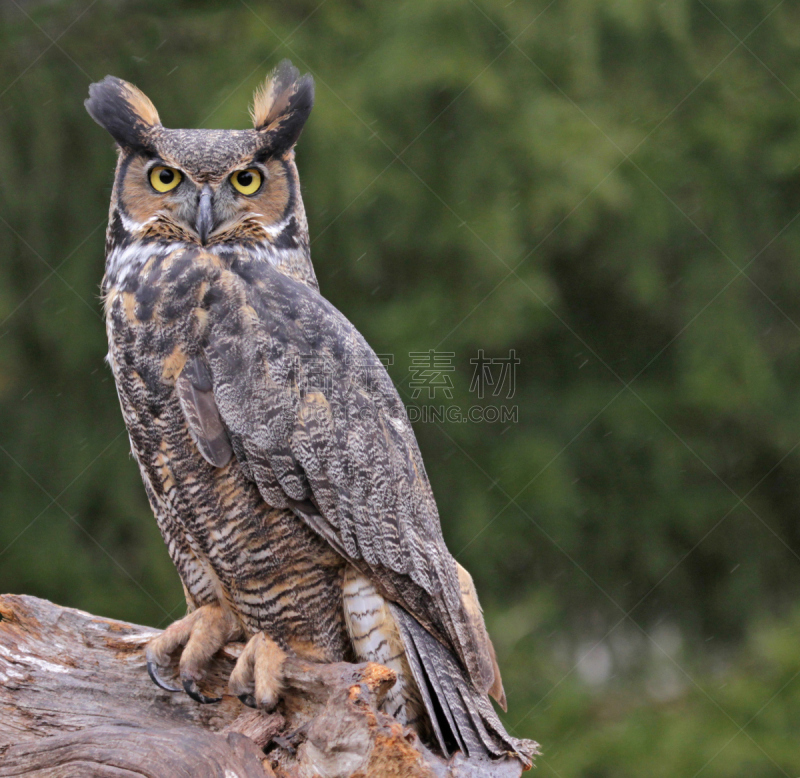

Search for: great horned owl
xmin=85 ymin=61 xmax=535 ymax=767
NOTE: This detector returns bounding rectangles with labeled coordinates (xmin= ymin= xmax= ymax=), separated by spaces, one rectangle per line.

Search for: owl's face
xmin=87 ymin=61 xmax=317 ymax=289
xmin=115 ymin=131 xmax=296 ymax=247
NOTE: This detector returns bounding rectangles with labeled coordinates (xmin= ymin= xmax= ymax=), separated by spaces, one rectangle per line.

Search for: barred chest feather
xmin=103 ymin=244 xmax=351 ymax=663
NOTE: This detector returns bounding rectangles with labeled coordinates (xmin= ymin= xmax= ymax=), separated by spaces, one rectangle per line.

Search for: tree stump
xmin=0 ymin=595 xmax=531 ymax=777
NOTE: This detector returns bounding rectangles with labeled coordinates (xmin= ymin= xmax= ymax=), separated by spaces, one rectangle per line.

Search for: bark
xmin=0 ymin=595 xmax=527 ymax=778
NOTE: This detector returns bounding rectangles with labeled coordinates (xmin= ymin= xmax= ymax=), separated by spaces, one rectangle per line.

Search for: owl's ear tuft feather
xmin=85 ymin=76 xmax=161 ymax=152
xmin=251 ymin=60 xmax=314 ymax=156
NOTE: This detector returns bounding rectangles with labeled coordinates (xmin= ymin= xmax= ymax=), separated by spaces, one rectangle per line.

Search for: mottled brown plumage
xmin=86 ymin=61 xmax=536 ymax=767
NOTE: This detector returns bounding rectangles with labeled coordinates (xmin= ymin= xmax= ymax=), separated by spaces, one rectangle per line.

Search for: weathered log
xmin=0 ymin=726 xmax=269 ymax=778
xmin=0 ymin=595 xmax=528 ymax=777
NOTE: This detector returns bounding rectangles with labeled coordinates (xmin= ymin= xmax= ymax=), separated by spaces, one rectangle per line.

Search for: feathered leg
xmin=342 ymin=567 xmax=428 ymax=732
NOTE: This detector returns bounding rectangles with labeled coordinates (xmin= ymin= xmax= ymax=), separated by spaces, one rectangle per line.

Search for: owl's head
xmin=86 ymin=60 xmax=317 ymax=289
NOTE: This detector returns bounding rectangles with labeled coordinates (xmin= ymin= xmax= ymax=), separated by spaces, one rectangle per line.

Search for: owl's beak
xmin=196 ymin=184 xmax=214 ymax=245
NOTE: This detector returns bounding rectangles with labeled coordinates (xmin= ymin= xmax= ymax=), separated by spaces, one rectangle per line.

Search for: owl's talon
xmin=182 ymin=678 xmax=222 ymax=704
xmin=144 ymin=603 xmax=242 ymax=706
xmin=146 ymin=659 xmax=182 ymax=693
xmin=228 ymin=631 xmax=286 ymax=710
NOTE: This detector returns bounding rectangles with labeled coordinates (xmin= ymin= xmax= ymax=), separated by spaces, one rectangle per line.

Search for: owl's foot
xmin=228 ymin=631 xmax=287 ymax=710
xmin=145 ymin=603 xmax=242 ymax=704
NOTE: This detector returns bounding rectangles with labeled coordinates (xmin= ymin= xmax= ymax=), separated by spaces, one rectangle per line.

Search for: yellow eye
xmin=149 ymin=166 xmax=182 ymax=193
xmin=231 ymin=168 xmax=262 ymax=195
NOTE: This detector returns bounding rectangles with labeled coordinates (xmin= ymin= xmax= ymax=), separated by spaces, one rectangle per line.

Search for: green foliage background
xmin=1 ymin=1 xmax=800 ymax=774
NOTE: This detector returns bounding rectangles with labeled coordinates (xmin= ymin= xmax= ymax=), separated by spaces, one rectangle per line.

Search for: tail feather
xmin=393 ymin=611 xmax=449 ymax=754
xmin=409 ymin=627 xmax=473 ymax=756
xmin=395 ymin=602 xmax=477 ymax=757
xmin=390 ymin=604 xmax=537 ymax=768
xmin=458 ymin=684 xmax=496 ymax=755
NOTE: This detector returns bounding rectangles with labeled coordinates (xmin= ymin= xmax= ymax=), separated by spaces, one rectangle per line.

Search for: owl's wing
xmin=188 ymin=257 xmax=500 ymax=700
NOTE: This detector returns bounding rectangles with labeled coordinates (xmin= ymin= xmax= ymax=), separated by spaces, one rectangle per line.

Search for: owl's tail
xmin=389 ymin=603 xmax=538 ymax=770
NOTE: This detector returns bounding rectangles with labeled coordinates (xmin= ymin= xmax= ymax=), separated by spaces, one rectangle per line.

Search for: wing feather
xmin=176 ymin=356 xmax=234 ymax=468
xmin=195 ymin=256 xmax=498 ymax=695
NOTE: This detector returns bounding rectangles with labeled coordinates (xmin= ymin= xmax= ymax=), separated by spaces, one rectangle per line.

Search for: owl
xmin=85 ymin=61 xmax=535 ymax=768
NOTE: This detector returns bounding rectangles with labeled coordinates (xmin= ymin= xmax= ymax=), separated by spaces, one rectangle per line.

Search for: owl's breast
xmin=101 ymin=247 xmax=351 ymax=660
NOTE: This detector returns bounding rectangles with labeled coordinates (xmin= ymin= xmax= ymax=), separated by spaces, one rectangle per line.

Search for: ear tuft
xmin=251 ymin=60 xmax=314 ymax=155
xmin=85 ymin=76 xmax=161 ymax=152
